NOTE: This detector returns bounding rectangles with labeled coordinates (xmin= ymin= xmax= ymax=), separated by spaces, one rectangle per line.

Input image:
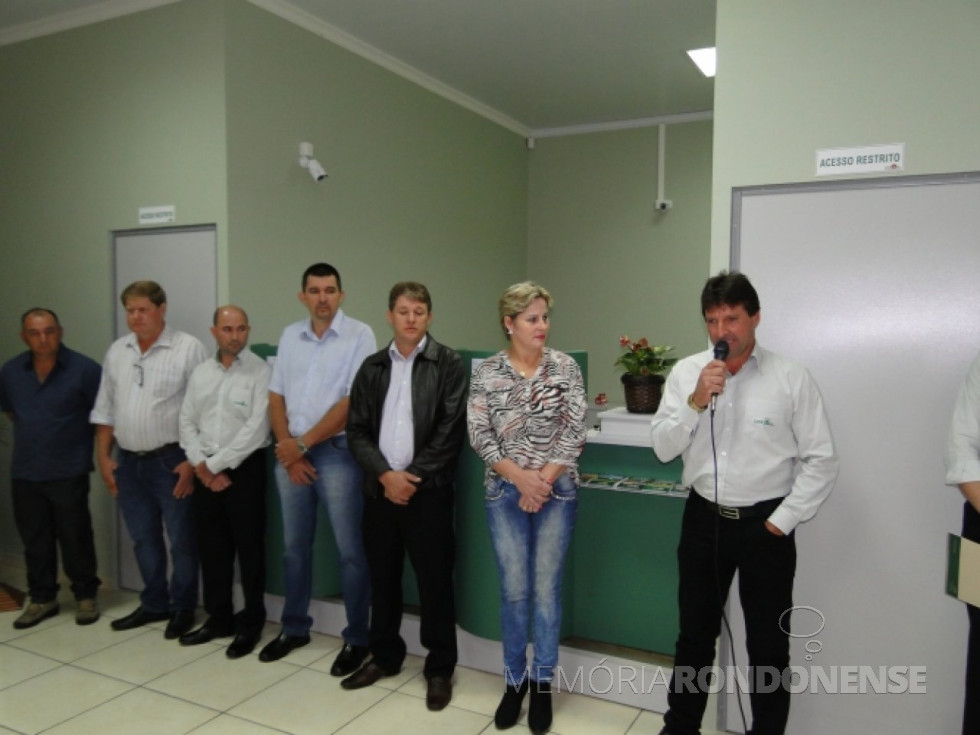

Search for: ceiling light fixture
xmin=686 ymin=47 xmax=716 ymax=78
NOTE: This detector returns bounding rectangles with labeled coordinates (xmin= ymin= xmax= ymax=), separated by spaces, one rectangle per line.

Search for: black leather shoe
xmin=340 ymin=661 xmax=396 ymax=690
xmin=226 ymin=630 xmax=262 ymax=659
xmin=111 ymin=606 xmax=170 ymax=631
xmin=426 ymin=676 xmax=453 ymax=711
xmin=330 ymin=642 xmax=369 ymax=677
xmin=164 ymin=609 xmax=196 ymax=640
xmin=258 ymin=632 xmax=311 ymax=662
xmin=179 ymin=622 xmax=234 ymax=646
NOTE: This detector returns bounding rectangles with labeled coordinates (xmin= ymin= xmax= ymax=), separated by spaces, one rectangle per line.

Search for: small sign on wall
xmin=815 ymin=143 xmax=905 ymax=177
xmin=138 ymin=205 xmax=176 ymax=225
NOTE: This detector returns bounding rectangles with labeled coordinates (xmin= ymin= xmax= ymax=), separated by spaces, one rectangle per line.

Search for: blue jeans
xmin=485 ymin=474 xmax=578 ymax=684
xmin=115 ymin=446 xmax=199 ymax=613
xmin=275 ymin=435 xmax=369 ymax=643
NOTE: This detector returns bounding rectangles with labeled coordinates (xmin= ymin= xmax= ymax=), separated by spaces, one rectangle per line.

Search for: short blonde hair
xmin=498 ymin=281 xmax=553 ymax=339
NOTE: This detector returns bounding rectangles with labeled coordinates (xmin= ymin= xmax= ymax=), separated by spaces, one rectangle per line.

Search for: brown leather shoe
xmin=13 ymin=600 xmax=59 ymax=629
xmin=426 ymin=675 xmax=453 ymax=711
xmin=75 ymin=598 xmax=100 ymax=626
xmin=340 ymin=661 xmax=396 ymax=690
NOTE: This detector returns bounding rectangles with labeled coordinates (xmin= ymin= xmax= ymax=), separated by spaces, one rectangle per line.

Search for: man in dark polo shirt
xmin=0 ymin=308 xmax=103 ymax=628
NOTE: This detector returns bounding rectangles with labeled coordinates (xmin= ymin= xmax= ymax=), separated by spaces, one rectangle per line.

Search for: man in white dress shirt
xmin=258 ymin=262 xmax=377 ymax=673
xmin=651 ymin=272 xmax=838 ymax=735
xmin=91 ymin=280 xmax=207 ymax=640
xmin=178 ymin=305 xmax=271 ymax=658
xmin=945 ymin=352 xmax=980 ymax=735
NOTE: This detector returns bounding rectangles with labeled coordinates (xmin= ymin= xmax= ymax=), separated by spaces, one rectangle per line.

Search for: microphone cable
xmin=710 ymin=393 xmax=749 ymax=733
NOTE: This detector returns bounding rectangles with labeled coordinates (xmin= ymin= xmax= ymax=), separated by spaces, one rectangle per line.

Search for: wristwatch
xmin=295 ymin=437 xmax=309 ymax=454
xmin=687 ymin=392 xmax=707 ymax=414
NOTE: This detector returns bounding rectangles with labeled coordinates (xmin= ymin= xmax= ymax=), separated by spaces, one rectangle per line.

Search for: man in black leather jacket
xmin=343 ymin=281 xmax=467 ymax=712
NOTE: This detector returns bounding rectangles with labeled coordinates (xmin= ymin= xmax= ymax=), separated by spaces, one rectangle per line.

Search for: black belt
xmin=690 ymin=491 xmax=783 ymax=520
xmin=121 ymin=442 xmax=180 ymax=458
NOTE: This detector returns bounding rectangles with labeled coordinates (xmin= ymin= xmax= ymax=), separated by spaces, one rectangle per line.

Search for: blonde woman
xmin=467 ymin=282 xmax=587 ymax=734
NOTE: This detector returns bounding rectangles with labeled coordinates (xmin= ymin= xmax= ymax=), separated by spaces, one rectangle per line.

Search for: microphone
xmin=710 ymin=340 xmax=729 ymax=411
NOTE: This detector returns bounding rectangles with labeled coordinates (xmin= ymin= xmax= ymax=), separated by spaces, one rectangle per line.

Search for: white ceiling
xmin=0 ymin=0 xmax=716 ymax=135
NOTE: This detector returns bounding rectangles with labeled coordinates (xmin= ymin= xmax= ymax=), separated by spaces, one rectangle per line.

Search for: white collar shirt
xmin=179 ymin=349 xmax=272 ymax=474
xmin=651 ymin=344 xmax=838 ymax=533
xmin=90 ymin=326 xmax=208 ymax=451
xmin=946 ymin=350 xmax=980 ymax=486
xmin=379 ymin=337 xmax=426 ymax=471
xmin=268 ymin=309 xmax=377 ymax=437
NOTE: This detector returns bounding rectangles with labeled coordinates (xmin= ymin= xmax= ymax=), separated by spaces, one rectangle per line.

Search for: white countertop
xmin=586 ymin=407 xmax=654 ymax=447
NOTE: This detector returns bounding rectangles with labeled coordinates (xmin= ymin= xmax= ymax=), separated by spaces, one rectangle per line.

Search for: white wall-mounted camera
xmin=299 ymin=142 xmax=328 ymax=182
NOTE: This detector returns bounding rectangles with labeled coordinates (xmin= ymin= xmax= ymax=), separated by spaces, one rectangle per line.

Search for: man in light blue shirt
xmin=259 ymin=263 xmax=377 ymax=675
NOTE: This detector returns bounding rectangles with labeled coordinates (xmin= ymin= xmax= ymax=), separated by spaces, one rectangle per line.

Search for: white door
xmin=112 ymin=225 xmax=217 ymax=592
xmin=722 ymin=174 xmax=980 ymax=735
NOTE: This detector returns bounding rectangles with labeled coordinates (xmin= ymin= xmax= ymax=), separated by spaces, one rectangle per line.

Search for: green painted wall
xmin=0 ymin=0 xmax=529 ymax=573
xmin=0 ymin=0 xmax=229 ymax=581
xmin=527 ymin=122 xmax=713 ymax=399
xmin=0 ymin=1 xmax=714 ymax=595
xmin=223 ymin=2 xmax=527 ymax=347
xmin=711 ymin=0 xmax=980 ymax=269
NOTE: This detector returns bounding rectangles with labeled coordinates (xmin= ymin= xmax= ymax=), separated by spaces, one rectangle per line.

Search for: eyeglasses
xmin=133 ymin=364 xmax=143 ymax=387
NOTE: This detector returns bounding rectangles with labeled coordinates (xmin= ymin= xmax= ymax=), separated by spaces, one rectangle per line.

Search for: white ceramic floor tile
xmin=334 ymin=689 xmax=492 ymax=735
xmin=229 ymin=667 xmax=389 ymax=734
xmin=0 ymin=610 xmax=30 ymax=643
xmin=6 ymin=613 xmax=147 ymax=662
xmin=147 ymin=646 xmax=299 ymax=710
xmin=73 ymin=627 xmax=220 ymax=683
xmin=0 ymin=664 xmax=133 ymax=733
xmin=539 ymin=689 xmax=642 ymax=735
xmin=187 ymin=713 xmax=288 ymax=734
xmin=626 ymin=709 xmax=667 ymax=734
xmin=397 ymin=665 xmax=504 ymax=717
xmin=0 ymin=644 xmax=61 ymax=688
xmin=42 ymin=686 xmax=218 ymax=735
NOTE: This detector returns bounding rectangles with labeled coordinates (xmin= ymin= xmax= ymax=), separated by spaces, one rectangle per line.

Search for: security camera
xmin=298 ymin=142 xmax=328 ymax=182
xmin=307 ymin=158 xmax=327 ymax=181
xmin=655 ymin=199 xmax=673 ymax=211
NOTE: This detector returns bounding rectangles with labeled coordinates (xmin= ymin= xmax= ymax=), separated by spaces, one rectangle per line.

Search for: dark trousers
xmin=362 ymin=486 xmax=458 ymax=679
xmin=192 ymin=449 xmax=267 ymax=632
xmin=12 ymin=474 xmax=100 ymax=602
xmin=664 ymin=492 xmax=797 ymax=735
xmin=963 ymin=502 xmax=980 ymax=735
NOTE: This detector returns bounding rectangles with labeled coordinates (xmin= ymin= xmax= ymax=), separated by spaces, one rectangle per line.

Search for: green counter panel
xmin=572 ymin=443 xmax=684 ymax=656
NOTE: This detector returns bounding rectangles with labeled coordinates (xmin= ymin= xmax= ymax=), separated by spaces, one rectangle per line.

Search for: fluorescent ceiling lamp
xmin=687 ymin=47 xmax=716 ymax=77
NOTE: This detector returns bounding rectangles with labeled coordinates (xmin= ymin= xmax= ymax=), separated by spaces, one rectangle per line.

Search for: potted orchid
xmin=615 ymin=335 xmax=677 ymax=413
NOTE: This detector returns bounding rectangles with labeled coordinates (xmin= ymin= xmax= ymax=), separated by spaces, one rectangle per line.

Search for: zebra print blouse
xmin=466 ymin=347 xmax=587 ymax=485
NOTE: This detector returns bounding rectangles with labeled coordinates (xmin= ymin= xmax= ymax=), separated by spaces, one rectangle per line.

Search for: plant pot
xmin=621 ymin=373 xmax=666 ymax=414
